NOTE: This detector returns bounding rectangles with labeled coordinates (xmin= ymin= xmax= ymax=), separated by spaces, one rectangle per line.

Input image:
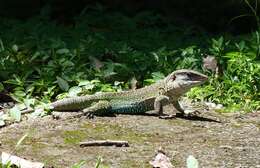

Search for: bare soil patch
xmin=0 ymin=111 xmax=260 ymax=168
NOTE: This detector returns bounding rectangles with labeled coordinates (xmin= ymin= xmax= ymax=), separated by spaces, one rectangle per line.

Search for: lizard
xmin=21 ymin=69 xmax=208 ymax=118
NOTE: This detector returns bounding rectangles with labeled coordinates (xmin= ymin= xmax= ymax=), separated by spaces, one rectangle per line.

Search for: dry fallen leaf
xmin=1 ymin=152 xmax=44 ymax=168
xmin=89 ymin=56 xmax=104 ymax=70
xmin=130 ymin=77 xmax=138 ymax=90
xmin=203 ymin=55 xmax=218 ymax=72
xmin=149 ymin=150 xmax=173 ymax=168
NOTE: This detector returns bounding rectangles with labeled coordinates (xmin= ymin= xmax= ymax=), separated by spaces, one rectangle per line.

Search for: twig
xmin=21 ymin=108 xmax=34 ymax=114
xmin=79 ymin=140 xmax=129 ymax=147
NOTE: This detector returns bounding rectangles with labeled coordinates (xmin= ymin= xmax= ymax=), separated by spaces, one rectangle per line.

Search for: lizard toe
xmin=184 ymin=109 xmax=201 ymax=117
xmin=85 ymin=112 xmax=95 ymax=119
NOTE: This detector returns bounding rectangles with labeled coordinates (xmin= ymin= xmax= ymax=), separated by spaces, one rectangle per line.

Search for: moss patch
xmin=81 ymin=121 xmax=152 ymax=143
xmin=62 ymin=130 xmax=87 ymax=144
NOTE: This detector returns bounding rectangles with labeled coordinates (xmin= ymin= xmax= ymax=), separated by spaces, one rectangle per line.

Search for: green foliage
xmin=188 ymin=34 xmax=260 ymax=112
xmin=0 ymin=162 xmax=16 ymax=168
xmin=95 ymin=157 xmax=102 ymax=168
xmin=0 ymin=6 xmax=259 ymax=115
xmin=0 ymin=9 xmax=204 ymax=102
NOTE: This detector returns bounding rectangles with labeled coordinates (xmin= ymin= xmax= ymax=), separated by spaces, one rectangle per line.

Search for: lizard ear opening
xmin=171 ymin=75 xmax=176 ymax=81
xmin=165 ymin=73 xmax=176 ymax=83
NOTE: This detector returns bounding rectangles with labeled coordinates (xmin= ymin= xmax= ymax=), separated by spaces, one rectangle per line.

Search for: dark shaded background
xmin=0 ymin=0 xmax=259 ymax=34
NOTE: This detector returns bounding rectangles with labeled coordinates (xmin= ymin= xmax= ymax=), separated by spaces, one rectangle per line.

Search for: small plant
xmin=188 ymin=35 xmax=260 ymax=112
xmin=0 ymin=133 xmax=30 ymax=168
xmin=71 ymin=160 xmax=86 ymax=168
xmin=95 ymin=157 xmax=102 ymax=168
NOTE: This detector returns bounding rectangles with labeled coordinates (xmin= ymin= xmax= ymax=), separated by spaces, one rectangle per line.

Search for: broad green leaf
xmin=26 ymin=85 xmax=35 ymax=94
xmin=68 ymin=86 xmax=82 ymax=97
xmin=17 ymin=103 xmax=26 ymax=110
xmin=151 ymin=72 xmax=165 ymax=81
xmin=56 ymin=92 xmax=69 ymax=100
xmin=78 ymin=80 xmax=91 ymax=86
xmin=30 ymin=51 xmax=41 ymax=61
xmin=101 ymin=84 xmax=115 ymax=92
xmin=10 ymin=90 xmax=26 ymax=103
xmin=79 ymin=80 xmax=95 ymax=90
xmin=24 ymin=98 xmax=36 ymax=108
xmin=91 ymin=80 xmax=101 ymax=84
xmin=57 ymin=76 xmax=69 ymax=91
xmin=103 ymin=70 xmax=117 ymax=78
xmin=56 ymin=48 xmax=70 ymax=54
xmin=9 ymin=106 xmax=21 ymax=122
xmin=4 ymin=78 xmax=23 ymax=86
xmin=144 ymin=79 xmax=155 ymax=85
xmin=12 ymin=44 xmax=18 ymax=52
xmin=62 ymin=60 xmax=74 ymax=67
xmin=187 ymin=155 xmax=199 ymax=168
xmin=225 ymin=52 xmax=241 ymax=58
xmin=13 ymin=90 xmax=26 ymax=97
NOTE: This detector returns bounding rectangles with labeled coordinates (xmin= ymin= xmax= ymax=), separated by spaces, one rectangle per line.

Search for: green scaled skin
xmin=49 ymin=69 xmax=208 ymax=117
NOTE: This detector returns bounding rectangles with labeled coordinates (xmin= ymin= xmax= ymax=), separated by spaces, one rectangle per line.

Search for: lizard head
xmin=164 ymin=69 xmax=208 ymax=96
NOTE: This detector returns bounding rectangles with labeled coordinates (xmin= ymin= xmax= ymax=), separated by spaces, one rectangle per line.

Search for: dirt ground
xmin=0 ymin=110 xmax=260 ymax=168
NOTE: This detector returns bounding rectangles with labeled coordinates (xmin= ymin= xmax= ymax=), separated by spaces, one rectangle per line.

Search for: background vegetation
xmin=0 ymin=1 xmax=260 ymax=123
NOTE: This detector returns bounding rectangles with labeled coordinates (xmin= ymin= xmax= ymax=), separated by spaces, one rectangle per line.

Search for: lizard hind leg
xmin=82 ymin=100 xmax=113 ymax=117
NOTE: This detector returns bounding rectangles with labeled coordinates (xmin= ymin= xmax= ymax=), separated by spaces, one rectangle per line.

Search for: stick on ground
xmin=79 ymin=140 xmax=129 ymax=147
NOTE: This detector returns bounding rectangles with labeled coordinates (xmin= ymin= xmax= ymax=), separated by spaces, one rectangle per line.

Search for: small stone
xmin=150 ymin=150 xmax=173 ymax=168
xmin=205 ymin=102 xmax=223 ymax=110
xmin=219 ymin=145 xmax=232 ymax=150
xmin=216 ymin=104 xmax=223 ymax=109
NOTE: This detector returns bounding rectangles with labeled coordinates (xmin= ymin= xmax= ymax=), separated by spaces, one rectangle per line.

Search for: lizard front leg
xmin=172 ymin=101 xmax=200 ymax=117
xmin=147 ymin=95 xmax=175 ymax=119
xmin=172 ymin=101 xmax=185 ymax=114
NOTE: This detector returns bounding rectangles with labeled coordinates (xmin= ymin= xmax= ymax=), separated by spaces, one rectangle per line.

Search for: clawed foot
xmin=52 ymin=112 xmax=61 ymax=120
xmin=183 ymin=110 xmax=201 ymax=117
xmin=65 ymin=112 xmax=95 ymax=119
xmin=85 ymin=112 xmax=95 ymax=119
xmin=76 ymin=110 xmax=95 ymax=119
xmin=159 ymin=114 xmax=176 ymax=119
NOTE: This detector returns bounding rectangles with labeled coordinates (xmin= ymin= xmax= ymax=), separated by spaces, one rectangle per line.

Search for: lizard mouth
xmin=186 ymin=74 xmax=208 ymax=87
xmin=190 ymin=80 xmax=206 ymax=86
xmin=191 ymin=74 xmax=208 ymax=82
